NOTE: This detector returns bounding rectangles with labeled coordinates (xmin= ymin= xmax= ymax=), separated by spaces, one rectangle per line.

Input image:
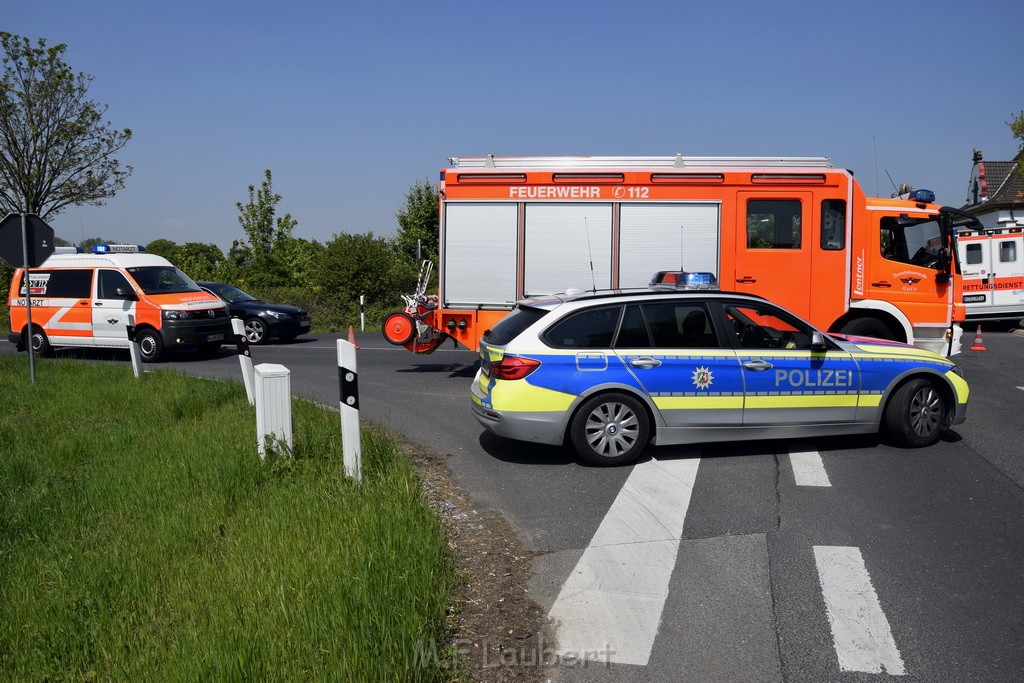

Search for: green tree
xmin=173 ymin=242 xmax=224 ymax=281
xmin=145 ymin=238 xmax=176 ymax=260
xmin=395 ymin=179 xmax=439 ymax=265
xmin=1010 ymin=110 xmax=1024 ymax=179
xmin=232 ymin=169 xmax=297 ymax=287
xmin=0 ymin=32 xmax=133 ymax=218
xmin=316 ymin=232 xmax=416 ymax=320
xmin=78 ymin=236 xmax=111 ymax=252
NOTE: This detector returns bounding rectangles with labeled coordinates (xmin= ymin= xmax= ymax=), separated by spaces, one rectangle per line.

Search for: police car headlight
xmin=162 ymin=310 xmax=193 ymax=320
xmin=267 ymin=311 xmax=291 ymax=320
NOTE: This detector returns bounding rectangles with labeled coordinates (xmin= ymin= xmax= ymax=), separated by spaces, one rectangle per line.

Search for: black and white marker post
xmin=126 ymin=314 xmax=143 ymax=378
xmin=337 ymin=338 xmax=362 ymax=483
xmin=232 ymin=318 xmax=255 ymax=404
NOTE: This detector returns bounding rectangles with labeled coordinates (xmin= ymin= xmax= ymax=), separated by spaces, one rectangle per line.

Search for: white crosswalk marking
xmin=814 ymin=545 xmax=906 ymax=675
xmin=548 ymin=454 xmax=701 ymax=666
xmin=790 ymin=449 xmax=832 ymax=487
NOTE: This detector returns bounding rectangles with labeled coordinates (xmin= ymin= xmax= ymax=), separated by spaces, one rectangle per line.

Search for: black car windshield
xmin=205 ymin=283 xmax=258 ymax=304
xmin=126 ymin=266 xmax=204 ymax=295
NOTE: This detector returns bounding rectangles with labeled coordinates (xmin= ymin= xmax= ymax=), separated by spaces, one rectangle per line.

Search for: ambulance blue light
xmin=908 ymin=189 xmax=935 ymax=203
xmin=93 ymin=244 xmax=110 ymax=253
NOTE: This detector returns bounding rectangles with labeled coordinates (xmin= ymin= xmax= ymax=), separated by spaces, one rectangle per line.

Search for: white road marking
xmin=814 ymin=545 xmax=906 ymax=675
xmin=789 ymin=449 xmax=832 ymax=487
xmin=548 ymin=454 xmax=701 ymax=666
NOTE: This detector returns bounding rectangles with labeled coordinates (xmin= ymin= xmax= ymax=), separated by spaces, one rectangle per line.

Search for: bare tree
xmin=0 ymin=32 xmax=132 ymax=218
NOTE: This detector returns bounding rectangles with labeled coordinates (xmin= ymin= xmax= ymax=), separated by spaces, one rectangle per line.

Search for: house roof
xmin=962 ymin=150 xmax=1024 ymax=212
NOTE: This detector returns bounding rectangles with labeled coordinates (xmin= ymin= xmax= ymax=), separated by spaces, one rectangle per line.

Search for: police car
xmin=470 ymin=272 xmax=969 ymax=466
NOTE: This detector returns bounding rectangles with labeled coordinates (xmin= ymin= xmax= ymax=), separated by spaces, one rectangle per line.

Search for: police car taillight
xmin=649 ymin=271 xmax=719 ymax=290
xmin=489 ymin=356 xmax=540 ymax=380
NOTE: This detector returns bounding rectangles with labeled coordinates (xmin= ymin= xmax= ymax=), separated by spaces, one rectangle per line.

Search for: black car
xmin=196 ymin=281 xmax=311 ymax=344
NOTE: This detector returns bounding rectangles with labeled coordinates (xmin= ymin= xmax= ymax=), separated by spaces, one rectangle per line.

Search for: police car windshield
xmin=126 ymin=266 xmax=204 ymax=295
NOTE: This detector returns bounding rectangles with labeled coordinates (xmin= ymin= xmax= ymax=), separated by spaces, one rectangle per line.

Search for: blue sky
xmin=7 ymin=1 xmax=1022 ymax=251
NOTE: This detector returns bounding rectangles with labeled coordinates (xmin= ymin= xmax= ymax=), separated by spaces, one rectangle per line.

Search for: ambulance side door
xmin=92 ymin=269 xmax=136 ymax=341
xmin=990 ymin=230 xmax=1024 ymax=309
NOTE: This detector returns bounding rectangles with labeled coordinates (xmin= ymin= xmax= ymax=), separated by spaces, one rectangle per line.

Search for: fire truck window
xmin=880 ymin=217 xmax=943 ymax=270
xmin=820 ymin=200 xmax=846 ymax=250
xmin=999 ymin=241 xmax=1017 ymax=263
xmin=747 ymin=200 xmax=802 ymax=249
xmin=965 ymin=243 xmax=983 ymax=265
xmin=544 ymin=306 xmax=622 ymax=349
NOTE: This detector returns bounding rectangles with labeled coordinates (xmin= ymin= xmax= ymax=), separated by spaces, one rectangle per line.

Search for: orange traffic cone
xmin=347 ymin=325 xmax=359 ymax=349
xmin=970 ymin=325 xmax=986 ymax=351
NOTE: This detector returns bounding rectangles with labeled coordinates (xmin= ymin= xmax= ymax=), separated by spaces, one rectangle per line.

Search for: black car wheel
xmin=884 ymin=378 xmax=946 ymax=447
xmin=244 ymin=318 xmax=268 ymax=344
xmin=570 ymin=392 xmax=650 ymax=466
xmin=136 ymin=329 xmax=164 ymax=363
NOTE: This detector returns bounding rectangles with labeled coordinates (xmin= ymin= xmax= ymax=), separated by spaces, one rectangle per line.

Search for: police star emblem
xmin=691 ymin=366 xmax=714 ymax=390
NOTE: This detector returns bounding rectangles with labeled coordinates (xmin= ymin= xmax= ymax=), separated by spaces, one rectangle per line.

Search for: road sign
xmin=0 ymin=213 xmax=56 ymax=268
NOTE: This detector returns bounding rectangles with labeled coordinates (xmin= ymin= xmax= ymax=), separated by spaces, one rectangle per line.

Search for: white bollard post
xmin=337 ymin=339 xmax=362 ymax=483
xmin=254 ymin=363 xmax=292 ymax=460
xmin=232 ymin=318 xmax=255 ymax=404
xmin=126 ymin=314 xmax=143 ymax=379
xmin=359 ymin=295 xmax=365 ymax=331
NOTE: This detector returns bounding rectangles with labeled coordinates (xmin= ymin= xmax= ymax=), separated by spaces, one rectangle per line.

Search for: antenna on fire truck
xmin=584 ymin=217 xmax=597 ymax=293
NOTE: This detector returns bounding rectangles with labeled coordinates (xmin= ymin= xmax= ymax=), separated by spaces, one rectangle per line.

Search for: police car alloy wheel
xmin=883 ymin=378 xmax=946 ymax=447
xmin=570 ymin=392 xmax=651 ymax=466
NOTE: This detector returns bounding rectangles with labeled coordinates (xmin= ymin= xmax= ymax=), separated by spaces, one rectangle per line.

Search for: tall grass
xmin=0 ymin=357 xmax=453 ymax=681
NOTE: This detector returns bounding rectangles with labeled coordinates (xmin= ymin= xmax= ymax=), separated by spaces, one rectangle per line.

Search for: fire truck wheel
xmin=382 ymin=310 xmax=416 ymax=345
xmin=883 ymin=378 xmax=946 ymax=448
xmin=136 ymin=329 xmax=164 ymax=363
xmin=24 ymin=328 xmax=53 ymax=357
xmin=840 ymin=317 xmax=893 ymax=341
xmin=570 ymin=392 xmax=651 ymax=466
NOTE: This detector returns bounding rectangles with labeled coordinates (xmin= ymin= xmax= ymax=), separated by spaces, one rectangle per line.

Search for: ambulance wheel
xmin=884 ymin=378 xmax=946 ymax=447
xmin=244 ymin=318 xmax=268 ymax=345
xmin=136 ymin=329 xmax=164 ymax=363
xmin=382 ymin=310 xmax=416 ymax=345
xmin=24 ymin=328 xmax=53 ymax=357
xmin=840 ymin=317 xmax=894 ymax=341
xmin=570 ymin=392 xmax=650 ymax=466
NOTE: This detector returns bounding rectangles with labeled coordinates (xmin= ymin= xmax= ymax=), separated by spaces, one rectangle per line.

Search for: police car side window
xmin=726 ymin=305 xmax=813 ymax=350
xmin=544 ymin=306 xmax=622 ymax=349
xmin=643 ymin=302 xmax=718 ymax=349
xmin=614 ymin=305 xmax=652 ymax=348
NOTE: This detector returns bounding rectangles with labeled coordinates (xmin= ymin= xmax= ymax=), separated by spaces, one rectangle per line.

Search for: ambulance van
xmin=7 ymin=244 xmax=231 ymax=362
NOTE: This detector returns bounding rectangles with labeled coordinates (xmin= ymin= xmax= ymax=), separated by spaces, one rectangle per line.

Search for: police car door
xmin=615 ymin=300 xmax=745 ymax=428
xmin=723 ymin=303 xmax=859 ymax=426
xmin=92 ymin=269 xmax=136 ymax=342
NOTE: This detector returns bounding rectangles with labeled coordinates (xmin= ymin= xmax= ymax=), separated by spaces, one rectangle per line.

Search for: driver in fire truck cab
xmin=911 ymin=235 xmax=944 ymax=269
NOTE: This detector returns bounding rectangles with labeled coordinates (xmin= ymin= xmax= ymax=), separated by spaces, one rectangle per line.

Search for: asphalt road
xmin=6 ymin=327 xmax=1024 ymax=681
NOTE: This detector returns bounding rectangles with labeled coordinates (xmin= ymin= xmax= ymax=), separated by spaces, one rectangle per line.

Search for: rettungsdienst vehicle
xmin=471 ymin=271 xmax=969 ymax=466
xmin=384 ymin=155 xmax=982 ymax=358
xmin=7 ymin=244 xmax=231 ymax=362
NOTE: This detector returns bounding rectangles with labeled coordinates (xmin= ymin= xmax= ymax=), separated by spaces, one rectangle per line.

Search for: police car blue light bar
xmin=649 ymin=271 xmax=719 ymax=290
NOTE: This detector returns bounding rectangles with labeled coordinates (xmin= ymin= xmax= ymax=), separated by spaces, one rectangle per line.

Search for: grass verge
xmin=0 ymin=356 xmax=454 ymax=681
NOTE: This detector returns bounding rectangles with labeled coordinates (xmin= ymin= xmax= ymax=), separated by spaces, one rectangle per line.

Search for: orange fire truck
xmin=382 ymin=155 xmax=980 ymax=356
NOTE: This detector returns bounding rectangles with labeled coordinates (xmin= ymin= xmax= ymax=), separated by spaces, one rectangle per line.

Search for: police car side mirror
xmin=810 ymin=331 xmax=828 ymax=352
xmin=115 ymin=287 xmax=138 ymax=301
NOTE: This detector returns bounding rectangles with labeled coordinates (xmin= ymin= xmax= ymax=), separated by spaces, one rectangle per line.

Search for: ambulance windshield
xmin=126 ymin=266 xmax=204 ymax=295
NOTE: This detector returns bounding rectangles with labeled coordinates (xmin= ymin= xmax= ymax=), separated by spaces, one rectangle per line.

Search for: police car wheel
xmin=136 ymin=329 xmax=164 ymax=363
xmin=245 ymin=318 xmax=267 ymax=344
xmin=884 ymin=378 xmax=946 ymax=447
xmin=570 ymin=393 xmax=650 ymax=466
xmin=25 ymin=328 xmax=53 ymax=357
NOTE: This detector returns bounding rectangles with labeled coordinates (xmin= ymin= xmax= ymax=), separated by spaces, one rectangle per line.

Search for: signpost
xmin=0 ymin=213 xmax=57 ymax=384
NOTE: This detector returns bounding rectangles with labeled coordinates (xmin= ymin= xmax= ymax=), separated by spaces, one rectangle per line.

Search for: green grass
xmin=0 ymin=356 xmax=454 ymax=681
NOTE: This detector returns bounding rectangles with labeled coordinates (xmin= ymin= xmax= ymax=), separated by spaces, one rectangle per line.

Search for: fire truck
xmin=382 ymin=155 xmax=980 ymax=356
